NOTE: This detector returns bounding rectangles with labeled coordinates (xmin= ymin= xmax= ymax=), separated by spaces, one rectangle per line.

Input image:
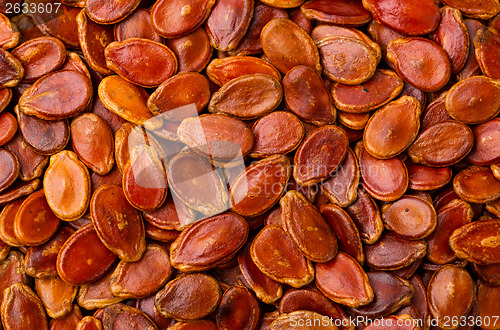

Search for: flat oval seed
xmin=0 ymin=13 xmax=19 ymax=49
xmin=105 ymin=38 xmax=178 ymax=88
xmin=0 ymin=149 xmax=19 ymax=193
xmin=71 ymin=113 xmax=114 ymax=175
xmin=110 ymin=244 xmax=173 ymax=299
xmin=11 ymin=36 xmax=66 ymax=83
xmin=471 ymin=262 xmax=500 ymax=286
xmin=407 ymin=121 xmax=474 ymax=167
xmin=122 ymin=145 xmax=168 ymax=211
xmin=76 ymin=9 xmax=114 ymax=75
xmin=85 ymin=0 xmax=140 ymax=24
xmin=216 ymin=286 xmax=261 ymax=330
xmin=205 ymin=0 xmax=253 ymax=51
xmin=34 ymin=276 xmax=77 ymax=319
xmin=56 ymin=223 xmax=117 ymax=286
xmin=208 ymin=73 xmax=282 ymax=119
xmin=364 ymin=232 xmax=427 ymax=271
xmin=316 ymin=36 xmax=378 ymax=85
xmin=321 ymin=148 xmax=359 ymax=208
xmin=25 ymin=226 xmax=74 ymax=278
xmin=407 ymin=163 xmax=453 ymax=191
xmin=474 ymin=26 xmax=500 ymax=79
xmin=1 ymin=283 xmax=47 ymax=330
xmin=98 ymin=75 xmax=159 ymax=128
xmin=350 ymin=271 xmax=414 ymax=319
xmin=363 ymin=0 xmax=440 ymax=35
xmin=345 ymin=188 xmax=384 ymax=244
xmin=76 ymin=316 xmax=102 ymax=330
xmin=178 ymin=114 xmax=254 ymax=160
xmin=261 ymin=18 xmax=321 ymax=74
xmin=19 ymin=70 xmax=92 ymax=120
xmin=477 ymin=282 xmax=500 ymax=330
xmin=387 ymin=37 xmax=451 ymax=92
xmin=155 ymin=274 xmax=221 ymax=321
xmin=90 ymin=184 xmax=146 ymax=262
xmin=445 ymin=75 xmax=500 ymax=124
xmin=428 ymin=265 xmax=475 ymax=329
xmin=166 ymin=28 xmax=213 ymax=73
xmin=331 ymin=69 xmax=404 ymax=113
xmin=364 ymin=96 xmax=420 ymax=159
xmin=13 ymin=190 xmax=60 ymax=246
xmin=429 ymin=6 xmax=469 ymax=74
xmin=43 ymin=150 xmax=90 ymax=221
xmin=293 ymin=125 xmax=348 ymax=186
xmin=382 ymin=195 xmax=437 ymax=240
xmin=250 ymin=111 xmax=304 ymax=158
xmin=283 ymin=65 xmax=336 ymax=125
xmin=453 ymin=166 xmax=500 ymax=203
xmin=170 ymin=212 xmax=249 ymax=272
xmin=206 ymin=56 xmax=281 ymax=86
xmin=167 ymin=151 xmax=228 ymax=217
xmin=77 ymin=270 xmax=124 ymax=310
xmin=230 ymin=154 xmax=291 ymax=217
xmin=467 ymin=118 xmax=500 ymax=165
xmin=301 ymin=0 xmax=372 ymax=26
xmin=0 ymin=47 xmax=24 ymax=88
xmin=357 ymin=142 xmax=408 ymax=202
xmin=281 ymin=190 xmax=337 ymax=262
xmin=449 ymin=219 xmax=500 ymax=265
xmin=147 ymin=72 xmax=210 ymax=120
xmin=321 ymin=204 xmax=364 ymax=264
xmin=315 ymin=251 xmax=373 ymax=307
xmin=150 ymin=0 xmax=216 ymax=38
xmin=426 ymin=199 xmax=473 ymax=265
xmin=114 ymin=8 xmax=162 ymax=42
xmin=15 ymin=106 xmax=69 ymax=155
xmin=441 ymin=0 xmax=500 ymax=19
xmin=250 ymin=225 xmax=315 ymax=288
xmin=101 ymin=303 xmax=157 ymax=330
xmin=238 ymin=244 xmax=283 ymax=304
xmin=0 ymin=88 xmax=12 ymax=113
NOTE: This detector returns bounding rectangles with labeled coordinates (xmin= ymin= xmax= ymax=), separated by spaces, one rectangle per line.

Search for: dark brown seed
xmin=0 ymin=149 xmax=19 ymax=193
xmin=101 ymin=303 xmax=157 ymax=329
xmin=321 ymin=148 xmax=359 ymax=208
xmin=474 ymin=26 xmax=500 ymax=79
xmin=166 ymin=28 xmax=213 ymax=73
xmin=477 ymin=282 xmax=500 ymax=330
xmin=114 ymin=9 xmax=162 ymax=42
xmin=467 ymin=118 xmax=500 ymax=165
xmin=0 ymin=251 xmax=29 ymax=304
xmin=15 ymin=106 xmax=69 ymax=155
xmin=216 ymin=285 xmax=261 ymax=330
xmin=0 ymin=47 xmax=24 ymax=88
xmin=364 ymin=232 xmax=427 ymax=271
xmin=350 ymin=271 xmax=414 ymax=319
xmin=301 ymin=0 xmax=372 ymax=26
xmin=77 ymin=270 xmax=124 ymax=310
xmin=407 ymin=163 xmax=453 ymax=191
xmin=453 ymin=165 xmax=500 ymax=203
xmin=345 ymin=188 xmax=384 ymax=244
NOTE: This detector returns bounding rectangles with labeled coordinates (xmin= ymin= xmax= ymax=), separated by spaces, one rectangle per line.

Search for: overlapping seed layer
xmin=0 ymin=0 xmax=499 ymax=329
